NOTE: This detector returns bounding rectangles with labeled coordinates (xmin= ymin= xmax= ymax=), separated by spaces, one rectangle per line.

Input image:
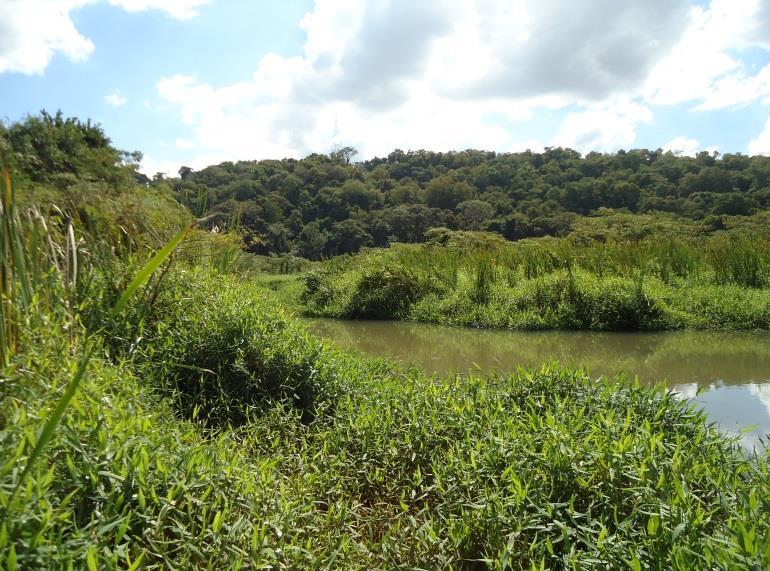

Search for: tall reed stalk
xmin=0 ymin=152 xmax=193 ymax=508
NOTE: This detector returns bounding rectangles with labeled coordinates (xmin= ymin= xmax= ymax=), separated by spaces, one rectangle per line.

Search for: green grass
xmin=2 ymin=162 xmax=770 ymax=568
xmin=3 ymin=270 xmax=770 ymax=568
xmin=301 ymin=237 xmax=770 ymax=331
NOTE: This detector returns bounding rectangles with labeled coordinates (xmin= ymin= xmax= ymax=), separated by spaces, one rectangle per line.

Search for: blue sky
xmin=1 ymin=0 xmax=769 ymax=175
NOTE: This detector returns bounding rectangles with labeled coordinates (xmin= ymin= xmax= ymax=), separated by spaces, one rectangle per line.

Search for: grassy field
xmin=5 ymin=267 xmax=770 ymax=568
xmin=1 ymin=166 xmax=769 ymax=569
xmin=301 ymin=232 xmax=770 ymax=331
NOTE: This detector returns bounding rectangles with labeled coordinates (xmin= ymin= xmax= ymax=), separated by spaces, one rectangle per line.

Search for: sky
xmin=2 ymin=0 xmax=770 ymax=176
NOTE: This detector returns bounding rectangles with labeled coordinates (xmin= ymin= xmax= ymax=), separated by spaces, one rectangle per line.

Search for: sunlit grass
xmin=302 ymin=235 xmax=770 ymax=331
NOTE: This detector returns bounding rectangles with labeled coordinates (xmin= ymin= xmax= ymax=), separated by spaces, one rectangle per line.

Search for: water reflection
xmin=303 ymin=318 xmax=770 ymax=448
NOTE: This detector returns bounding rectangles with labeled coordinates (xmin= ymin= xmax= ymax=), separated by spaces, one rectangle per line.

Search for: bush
xmin=143 ymin=270 xmax=352 ymax=425
xmin=346 ymin=264 xmax=443 ymax=318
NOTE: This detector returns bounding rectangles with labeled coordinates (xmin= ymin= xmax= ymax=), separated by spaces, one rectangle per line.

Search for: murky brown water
xmin=303 ymin=318 xmax=770 ymax=448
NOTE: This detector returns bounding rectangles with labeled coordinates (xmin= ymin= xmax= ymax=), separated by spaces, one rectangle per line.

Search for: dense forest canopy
xmin=4 ymin=112 xmax=770 ymax=259
xmin=166 ymin=144 xmax=770 ymax=258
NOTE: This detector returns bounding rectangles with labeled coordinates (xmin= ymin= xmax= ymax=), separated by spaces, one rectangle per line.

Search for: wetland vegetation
xmin=301 ymin=231 xmax=770 ymax=331
xmin=1 ymin=112 xmax=769 ymax=569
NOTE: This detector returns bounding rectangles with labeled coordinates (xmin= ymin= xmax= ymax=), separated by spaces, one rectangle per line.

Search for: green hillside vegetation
xmin=164 ymin=142 xmax=770 ymax=258
xmin=1 ymin=112 xmax=769 ymax=568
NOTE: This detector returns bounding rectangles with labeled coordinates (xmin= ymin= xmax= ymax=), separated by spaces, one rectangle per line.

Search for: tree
xmin=296 ymin=222 xmax=328 ymax=259
xmin=326 ymin=219 xmax=372 ymax=255
xmin=179 ymin=166 xmax=194 ymax=180
xmin=330 ymin=146 xmax=358 ymax=165
xmin=385 ymin=180 xmax=425 ymax=205
xmin=2 ymin=110 xmax=129 ymax=186
xmin=266 ymin=223 xmax=291 ymax=253
xmin=425 ymin=176 xmax=476 ymax=210
xmin=338 ymin=179 xmax=383 ymax=210
xmin=457 ymin=199 xmax=494 ymax=230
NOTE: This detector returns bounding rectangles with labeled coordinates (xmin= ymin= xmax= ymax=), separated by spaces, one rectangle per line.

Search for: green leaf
xmin=127 ymin=553 xmax=145 ymax=571
xmin=647 ymin=515 xmax=660 ymax=537
xmin=7 ymin=544 xmax=16 ymax=571
xmin=86 ymin=546 xmax=98 ymax=571
xmin=111 ymin=222 xmax=193 ymax=318
xmin=11 ymin=343 xmax=95 ymax=500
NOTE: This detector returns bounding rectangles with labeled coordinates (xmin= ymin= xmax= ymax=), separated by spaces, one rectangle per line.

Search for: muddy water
xmin=304 ymin=318 xmax=770 ymax=448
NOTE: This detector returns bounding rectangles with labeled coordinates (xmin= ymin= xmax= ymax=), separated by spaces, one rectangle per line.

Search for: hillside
xmin=0 ymin=113 xmax=768 ymax=569
xmin=165 ymin=146 xmax=770 ymax=258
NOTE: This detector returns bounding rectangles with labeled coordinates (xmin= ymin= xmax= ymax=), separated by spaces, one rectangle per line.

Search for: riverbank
xmin=301 ymin=236 xmax=770 ymax=331
xmin=303 ymin=317 xmax=770 ymax=448
xmin=6 ymin=267 xmax=770 ymax=568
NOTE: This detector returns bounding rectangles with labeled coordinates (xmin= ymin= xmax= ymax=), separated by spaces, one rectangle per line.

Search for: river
xmin=304 ymin=318 xmax=770 ymax=449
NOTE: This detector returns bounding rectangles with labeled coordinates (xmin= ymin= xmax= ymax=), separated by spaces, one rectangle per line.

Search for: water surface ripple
xmin=304 ymin=318 xmax=770 ymax=448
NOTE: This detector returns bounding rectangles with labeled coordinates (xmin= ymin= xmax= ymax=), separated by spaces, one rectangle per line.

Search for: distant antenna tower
xmin=331 ymin=113 xmax=341 ymax=155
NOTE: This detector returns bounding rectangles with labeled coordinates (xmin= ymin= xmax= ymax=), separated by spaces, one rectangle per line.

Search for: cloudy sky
xmin=2 ymin=0 xmax=770 ymax=175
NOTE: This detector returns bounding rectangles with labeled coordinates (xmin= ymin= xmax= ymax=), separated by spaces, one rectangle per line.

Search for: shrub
xmin=346 ymin=264 xmax=442 ymax=318
xmin=143 ymin=270 xmax=351 ymax=425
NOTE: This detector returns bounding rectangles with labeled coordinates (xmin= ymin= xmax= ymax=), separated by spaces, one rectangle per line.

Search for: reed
xmin=1 ymin=154 xmax=192 ymax=515
xmin=302 ymin=233 xmax=770 ymax=330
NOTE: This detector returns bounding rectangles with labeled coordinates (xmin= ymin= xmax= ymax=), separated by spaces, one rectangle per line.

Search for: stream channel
xmin=304 ymin=318 xmax=770 ymax=449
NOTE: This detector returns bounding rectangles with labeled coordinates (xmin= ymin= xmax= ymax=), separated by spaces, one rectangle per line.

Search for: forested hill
xmin=165 ymin=147 xmax=770 ymax=259
xmin=4 ymin=112 xmax=770 ymax=261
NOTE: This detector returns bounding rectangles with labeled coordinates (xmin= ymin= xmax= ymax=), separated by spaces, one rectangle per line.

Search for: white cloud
xmin=151 ymin=0 xmax=770 ymax=170
xmin=105 ymin=90 xmax=127 ymax=107
xmin=553 ymin=99 xmax=653 ymax=152
xmin=175 ymin=137 xmax=195 ymax=150
xmin=139 ymin=155 xmax=181 ymax=177
xmin=694 ymin=65 xmax=770 ymax=111
xmin=0 ymin=0 xmax=209 ymax=75
xmin=107 ymin=0 xmax=209 ymax=20
xmin=749 ymin=117 xmax=770 ymax=156
xmin=645 ymin=0 xmax=770 ymax=110
xmin=430 ymin=0 xmax=690 ymax=102
xmin=748 ymin=383 xmax=770 ymax=419
xmin=663 ymin=137 xmax=701 ymax=157
xmin=156 ymin=0 xmax=692 ymax=166
xmin=663 ymin=136 xmax=722 ymax=157
xmin=0 ymin=0 xmax=94 ymax=75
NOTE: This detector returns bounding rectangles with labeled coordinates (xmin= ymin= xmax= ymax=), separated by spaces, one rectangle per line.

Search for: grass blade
xmin=10 ymin=343 xmax=95 ymax=500
xmin=111 ymin=222 xmax=193 ymax=318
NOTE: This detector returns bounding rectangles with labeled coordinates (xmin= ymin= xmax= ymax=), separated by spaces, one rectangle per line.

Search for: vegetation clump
xmin=2 ymin=111 xmax=770 ymax=569
xmin=303 ymin=232 xmax=770 ymax=331
xmin=141 ymin=270 xmax=353 ymax=425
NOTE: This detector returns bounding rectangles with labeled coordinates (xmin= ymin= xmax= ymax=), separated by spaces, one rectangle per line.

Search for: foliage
xmin=3 ymin=274 xmax=770 ymax=568
xmin=140 ymin=270 xmax=352 ymax=426
xmin=165 ymin=145 xmax=770 ymax=258
xmin=302 ymin=234 xmax=770 ymax=331
xmin=0 ymin=110 xmax=141 ymax=189
xmin=2 ymin=111 xmax=770 ymax=570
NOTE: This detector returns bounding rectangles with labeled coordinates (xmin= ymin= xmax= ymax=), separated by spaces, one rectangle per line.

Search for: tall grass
xmin=471 ymin=252 xmax=496 ymax=305
xmin=302 ymin=234 xmax=770 ymax=330
xmin=709 ymin=234 xmax=769 ymax=288
xmin=0 ymin=154 xmax=191 ymax=518
xmin=0 ymin=154 xmax=77 ymax=365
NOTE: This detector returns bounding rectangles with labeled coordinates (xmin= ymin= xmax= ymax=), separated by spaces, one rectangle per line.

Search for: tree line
xmin=164 ymin=146 xmax=770 ymax=259
xmin=4 ymin=112 xmax=770 ymax=260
